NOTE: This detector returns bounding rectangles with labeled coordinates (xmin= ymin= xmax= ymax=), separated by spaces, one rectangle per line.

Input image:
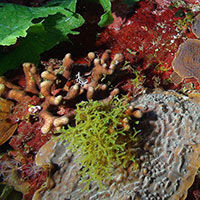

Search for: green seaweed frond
xmin=174 ymin=11 xmax=194 ymax=32
xmin=58 ymin=96 xmax=140 ymax=190
xmin=131 ymin=69 xmax=146 ymax=88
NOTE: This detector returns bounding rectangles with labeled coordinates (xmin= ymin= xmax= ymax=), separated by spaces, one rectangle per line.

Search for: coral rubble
xmin=39 ymin=90 xmax=200 ymax=200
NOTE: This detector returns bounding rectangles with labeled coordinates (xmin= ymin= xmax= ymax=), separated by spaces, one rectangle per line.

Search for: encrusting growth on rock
xmin=170 ymin=14 xmax=200 ymax=86
xmin=192 ymin=13 xmax=200 ymax=38
xmin=39 ymin=90 xmax=200 ymax=200
xmin=0 ymin=50 xmax=125 ymax=134
xmin=171 ymin=39 xmax=200 ymax=85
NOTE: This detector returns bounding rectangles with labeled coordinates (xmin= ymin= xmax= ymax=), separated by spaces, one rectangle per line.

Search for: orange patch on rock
xmin=0 ymin=97 xmax=17 ymax=145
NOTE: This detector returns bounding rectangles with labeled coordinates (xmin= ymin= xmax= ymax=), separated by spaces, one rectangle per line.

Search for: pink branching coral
xmin=0 ymin=50 xmax=124 ymax=136
xmin=0 ymin=50 xmax=125 ymax=200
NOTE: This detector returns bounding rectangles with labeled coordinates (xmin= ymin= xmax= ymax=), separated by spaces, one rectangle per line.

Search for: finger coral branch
xmin=0 ymin=50 xmax=126 ymax=137
xmin=102 ymin=88 xmax=119 ymax=104
xmin=41 ymin=71 xmax=57 ymax=81
xmin=7 ymin=89 xmax=26 ymax=102
xmin=40 ymin=80 xmax=53 ymax=97
xmin=86 ymin=86 xmax=94 ymax=99
xmin=40 ymin=111 xmax=56 ymax=134
xmin=87 ymin=52 xmax=95 ymax=63
xmin=62 ymin=53 xmax=74 ymax=79
xmin=0 ymin=84 xmax=5 ymax=96
xmin=53 ymin=116 xmax=69 ymax=130
xmin=23 ymin=63 xmax=39 ymax=94
xmin=100 ymin=49 xmax=111 ymax=64
xmin=64 ymin=84 xmax=80 ymax=100
xmin=0 ymin=77 xmax=21 ymax=90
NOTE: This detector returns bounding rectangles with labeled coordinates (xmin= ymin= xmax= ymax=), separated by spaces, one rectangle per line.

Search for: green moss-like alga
xmin=58 ymin=96 xmax=140 ymax=190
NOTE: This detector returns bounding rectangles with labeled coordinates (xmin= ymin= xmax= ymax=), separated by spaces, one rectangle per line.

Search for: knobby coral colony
xmin=39 ymin=90 xmax=200 ymax=200
xmin=0 ymin=49 xmax=124 ymax=135
xmin=0 ymin=50 xmax=126 ymax=199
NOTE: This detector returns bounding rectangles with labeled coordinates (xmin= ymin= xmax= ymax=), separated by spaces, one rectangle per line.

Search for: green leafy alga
xmin=123 ymin=0 xmax=141 ymax=6
xmin=58 ymin=96 xmax=140 ymax=190
xmin=0 ymin=0 xmax=84 ymax=75
xmin=98 ymin=0 xmax=113 ymax=27
xmin=0 ymin=2 xmax=76 ymax=46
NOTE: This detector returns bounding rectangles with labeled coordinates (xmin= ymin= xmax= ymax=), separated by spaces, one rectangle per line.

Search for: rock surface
xmin=41 ymin=90 xmax=200 ymax=200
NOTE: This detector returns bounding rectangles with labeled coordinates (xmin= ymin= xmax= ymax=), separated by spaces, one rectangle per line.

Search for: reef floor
xmin=0 ymin=0 xmax=200 ymax=199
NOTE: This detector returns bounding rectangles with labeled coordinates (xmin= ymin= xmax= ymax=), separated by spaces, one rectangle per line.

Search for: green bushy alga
xmin=58 ymin=96 xmax=140 ymax=190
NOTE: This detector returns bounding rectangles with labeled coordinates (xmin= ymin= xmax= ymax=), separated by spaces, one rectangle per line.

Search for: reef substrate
xmin=38 ymin=90 xmax=200 ymax=200
xmin=0 ymin=0 xmax=200 ymax=199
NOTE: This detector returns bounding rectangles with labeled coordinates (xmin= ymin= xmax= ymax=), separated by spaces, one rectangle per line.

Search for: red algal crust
xmin=96 ymin=0 xmax=200 ymax=91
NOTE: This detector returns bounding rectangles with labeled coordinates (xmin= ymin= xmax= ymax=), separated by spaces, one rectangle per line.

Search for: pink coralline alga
xmin=155 ymin=0 xmax=171 ymax=7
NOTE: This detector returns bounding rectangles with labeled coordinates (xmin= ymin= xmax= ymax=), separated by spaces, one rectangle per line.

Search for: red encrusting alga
xmin=96 ymin=0 xmax=200 ymax=91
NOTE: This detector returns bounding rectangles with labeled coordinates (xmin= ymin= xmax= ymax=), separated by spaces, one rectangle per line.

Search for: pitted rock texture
xmin=41 ymin=91 xmax=200 ymax=200
xmin=129 ymin=90 xmax=200 ymax=200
